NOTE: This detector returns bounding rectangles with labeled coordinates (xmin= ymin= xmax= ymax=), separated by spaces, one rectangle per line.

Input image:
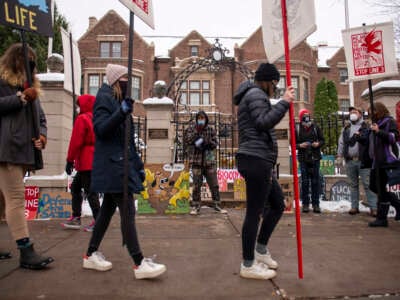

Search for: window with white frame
xmin=292 ymin=76 xmax=299 ymax=100
xmin=100 ymin=42 xmax=122 ymax=58
xmin=340 ymin=99 xmax=350 ymax=111
xmin=88 ymin=74 xmax=100 ymax=95
xmin=303 ymin=78 xmax=309 ymax=102
xmin=190 ymin=46 xmax=199 ymax=57
xmin=179 ymin=79 xmax=210 ymax=106
xmin=132 ymin=76 xmax=141 ymax=100
xmin=339 ymin=68 xmax=348 ymax=83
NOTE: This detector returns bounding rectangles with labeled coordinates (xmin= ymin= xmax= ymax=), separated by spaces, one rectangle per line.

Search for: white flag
xmin=61 ymin=28 xmax=81 ymax=95
xmin=342 ymin=22 xmax=398 ymax=82
xmin=262 ymin=0 xmax=316 ymax=63
xmin=119 ymin=0 xmax=155 ymax=29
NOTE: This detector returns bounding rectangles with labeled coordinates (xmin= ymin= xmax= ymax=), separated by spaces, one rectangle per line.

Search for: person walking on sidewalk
xmin=83 ymin=64 xmax=166 ymax=279
xmin=233 ymin=63 xmax=295 ymax=280
xmin=337 ymin=106 xmax=377 ymax=216
xmin=184 ymin=111 xmax=227 ymax=215
xmin=62 ymin=94 xmax=100 ymax=232
xmin=368 ymin=102 xmax=400 ymax=227
xmin=0 ymin=43 xmax=54 ymax=269
xmin=296 ymin=109 xmax=324 ymax=213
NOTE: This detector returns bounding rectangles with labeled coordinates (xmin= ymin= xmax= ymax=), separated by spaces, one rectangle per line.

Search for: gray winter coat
xmin=0 ymin=79 xmax=47 ymax=170
xmin=233 ymin=81 xmax=289 ymax=164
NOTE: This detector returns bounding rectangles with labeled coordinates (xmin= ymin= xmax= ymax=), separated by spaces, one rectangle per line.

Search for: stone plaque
xmin=275 ymin=129 xmax=288 ymax=139
xmin=149 ymin=129 xmax=168 ymax=139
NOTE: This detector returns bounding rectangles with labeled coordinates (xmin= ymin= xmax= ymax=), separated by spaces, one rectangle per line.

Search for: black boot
xmin=0 ymin=250 xmax=12 ymax=259
xmin=369 ymin=203 xmax=390 ymax=227
xmin=19 ymin=244 xmax=54 ymax=269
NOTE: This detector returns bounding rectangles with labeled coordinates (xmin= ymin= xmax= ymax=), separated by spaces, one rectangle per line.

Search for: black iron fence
xmin=171 ymin=111 xmax=239 ymax=169
xmin=132 ymin=116 xmax=147 ymax=161
xmin=165 ymin=112 xmax=351 ymax=169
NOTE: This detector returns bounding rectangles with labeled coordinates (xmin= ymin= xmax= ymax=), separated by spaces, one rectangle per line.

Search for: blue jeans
xmin=300 ymin=160 xmax=320 ymax=207
xmin=345 ymin=160 xmax=377 ymax=209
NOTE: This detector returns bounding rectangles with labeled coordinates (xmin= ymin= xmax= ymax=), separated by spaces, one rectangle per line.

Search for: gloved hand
xmin=139 ymin=169 xmax=146 ymax=182
xmin=120 ymin=98 xmax=133 ymax=115
xmin=194 ymin=137 xmax=204 ymax=149
xmin=23 ymin=87 xmax=37 ymax=102
xmin=65 ymin=161 xmax=74 ymax=175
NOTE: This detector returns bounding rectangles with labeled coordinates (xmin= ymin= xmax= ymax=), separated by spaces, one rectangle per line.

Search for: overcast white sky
xmin=55 ymin=0 xmax=393 ymax=46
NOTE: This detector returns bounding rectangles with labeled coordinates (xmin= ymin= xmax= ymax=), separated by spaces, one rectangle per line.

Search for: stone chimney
xmin=88 ymin=17 xmax=98 ymax=31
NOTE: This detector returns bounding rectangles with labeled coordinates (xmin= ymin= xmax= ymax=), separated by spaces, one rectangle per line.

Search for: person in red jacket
xmin=61 ymin=94 xmax=100 ymax=232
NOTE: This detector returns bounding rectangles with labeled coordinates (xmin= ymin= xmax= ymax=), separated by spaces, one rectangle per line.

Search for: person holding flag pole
xmin=261 ymin=0 xmax=317 ymax=279
xmin=234 ymin=63 xmax=295 ymax=280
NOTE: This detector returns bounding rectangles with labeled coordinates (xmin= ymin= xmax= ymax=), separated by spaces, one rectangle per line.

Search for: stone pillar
xmin=143 ymin=96 xmax=174 ymax=163
xmin=34 ymin=72 xmax=73 ymax=177
xmin=361 ymin=80 xmax=400 ymax=115
xmin=275 ymin=110 xmax=291 ymax=175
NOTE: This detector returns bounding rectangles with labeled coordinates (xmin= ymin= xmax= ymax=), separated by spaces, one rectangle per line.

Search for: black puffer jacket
xmin=233 ymin=81 xmax=290 ymax=164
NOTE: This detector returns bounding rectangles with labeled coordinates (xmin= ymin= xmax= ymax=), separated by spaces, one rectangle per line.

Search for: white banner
xmin=262 ymin=0 xmax=316 ymax=63
xmin=61 ymin=28 xmax=81 ymax=95
xmin=119 ymin=0 xmax=155 ymax=29
xmin=342 ymin=22 xmax=399 ymax=82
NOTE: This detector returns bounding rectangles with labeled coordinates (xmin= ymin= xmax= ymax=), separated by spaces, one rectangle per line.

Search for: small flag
xmin=342 ymin=22 xmax=398 ymax=81
xmin=262 ymin=0 xmax=316 ymax=63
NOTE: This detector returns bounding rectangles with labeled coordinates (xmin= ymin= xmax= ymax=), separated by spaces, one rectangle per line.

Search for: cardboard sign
xmin=0 ymin=0 xmax=53 ymax=36
xmin=330 ymin=180 xmax=351 ymax=202
xmin=25 ymin=186 xmax=39 ymax=220
xmin=37 ymin=191 xmax=72 ymax=219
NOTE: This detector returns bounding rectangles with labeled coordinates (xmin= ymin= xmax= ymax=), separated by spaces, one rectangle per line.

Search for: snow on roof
xmin=361 ymin=80 xmax=400 ymax=97
xmin=142 ymin=35 xmax=247 ymax=58
xmin=316 ymin=45 xmax=341 ymax=68
xmin=143 ymin=96 xmax=174 ymax=105
xmin=36 ymin=72 xmax=64 ymax=82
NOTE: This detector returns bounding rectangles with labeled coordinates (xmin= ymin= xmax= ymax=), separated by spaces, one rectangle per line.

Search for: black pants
xmin=237 ymin=154 xmax=285 ymax=261
xmin=370 ymin=168 xmax=400 ymax=219
xmin=87 ymin=193 xmax=141 ymax=258
xmin=70 ymin=171 xmax=100 ymax=219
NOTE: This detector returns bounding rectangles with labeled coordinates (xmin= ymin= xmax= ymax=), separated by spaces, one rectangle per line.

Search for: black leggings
xmin=237 ymin=155 xmax=285 ymax=261
xmin=70 ymin=171 xmax=100 ymax=219
xmin=87 ymin=193 xmax=142 ymax=262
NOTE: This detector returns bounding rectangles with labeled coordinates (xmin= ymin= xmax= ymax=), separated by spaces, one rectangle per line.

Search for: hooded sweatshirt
xmin=66 ymin=94 xmax=96 ymax=171
xmin=233 ymin=81 xmax=289 ymax=164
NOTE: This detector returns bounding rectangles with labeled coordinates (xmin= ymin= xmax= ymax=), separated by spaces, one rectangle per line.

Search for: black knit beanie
xmin=254 ymin=63 xmax=280 ymax=82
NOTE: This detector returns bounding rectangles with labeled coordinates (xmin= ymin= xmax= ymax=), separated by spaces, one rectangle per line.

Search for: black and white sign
xmin=330 ymin=180 xmax=351 ymax=202
xmin=1 ymin=0 xmax=53 ymax=36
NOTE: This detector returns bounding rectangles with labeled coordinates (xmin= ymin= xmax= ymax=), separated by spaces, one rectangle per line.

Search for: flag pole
xmin=281 ymin=0 xmax=303 ymax=279
xmin=122 ymin=11 xmax=135 ymax=246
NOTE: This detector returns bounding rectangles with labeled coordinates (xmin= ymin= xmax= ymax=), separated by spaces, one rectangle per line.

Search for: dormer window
xmin=100 ymin=42 xmax=122 ymax=58
xmin=190 ymin=46 xmax=199 ymax=57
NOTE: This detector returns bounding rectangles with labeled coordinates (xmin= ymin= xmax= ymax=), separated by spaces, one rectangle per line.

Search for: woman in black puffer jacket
xmin=233 ymin=63 xmax=294 ymax=280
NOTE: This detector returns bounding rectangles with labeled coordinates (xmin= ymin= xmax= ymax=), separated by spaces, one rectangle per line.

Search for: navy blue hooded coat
xmin=91 ymin=83 xmax=144 ymax=194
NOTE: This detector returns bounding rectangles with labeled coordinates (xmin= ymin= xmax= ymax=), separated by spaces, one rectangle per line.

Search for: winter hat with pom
xmin=106 ymin=64 xmax=128 ymax=86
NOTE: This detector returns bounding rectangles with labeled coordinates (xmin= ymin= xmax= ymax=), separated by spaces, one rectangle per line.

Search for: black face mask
xmin=302 ymin=116 xmax=310 ymax=123
xmin=118 ymin=81 xmax=128 ymax=99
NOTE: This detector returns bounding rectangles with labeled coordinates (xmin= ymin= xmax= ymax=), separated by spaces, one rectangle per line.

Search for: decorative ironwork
xmin=166 ymin=38 xmax=254 ymax=108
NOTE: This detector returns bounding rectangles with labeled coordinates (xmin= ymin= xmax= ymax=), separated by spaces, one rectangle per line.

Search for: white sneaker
xmin=255 ymin=250 xmax=278 ymax=269
xmin=134 ymin=257 xmax=167 ymax=279
xmin=240 ymin=262 xmax=277 ymax=280
xmin=83 ymin=251 xmax=112 ymax=271
xmin=190 ymin=206 xmax=200 ymax=215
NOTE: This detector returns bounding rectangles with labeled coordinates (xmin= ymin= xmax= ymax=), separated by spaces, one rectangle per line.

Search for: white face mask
xmin=349 ymin=113 xmax=359 ymax=122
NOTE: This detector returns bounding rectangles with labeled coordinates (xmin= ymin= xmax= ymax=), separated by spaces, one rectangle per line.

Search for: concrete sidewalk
xmin=1 ymin=208 xmax=400 ymax=300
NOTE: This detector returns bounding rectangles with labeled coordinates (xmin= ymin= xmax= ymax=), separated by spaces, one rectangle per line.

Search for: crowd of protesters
xmin=1 ymin=41 xmax=400 ymax=283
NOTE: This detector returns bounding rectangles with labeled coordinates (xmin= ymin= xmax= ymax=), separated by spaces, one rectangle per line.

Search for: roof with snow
xmin=361 ymin=80 xmax=400 ymax=97
xmin=316 ymin=45 xmax=341 ymax=68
